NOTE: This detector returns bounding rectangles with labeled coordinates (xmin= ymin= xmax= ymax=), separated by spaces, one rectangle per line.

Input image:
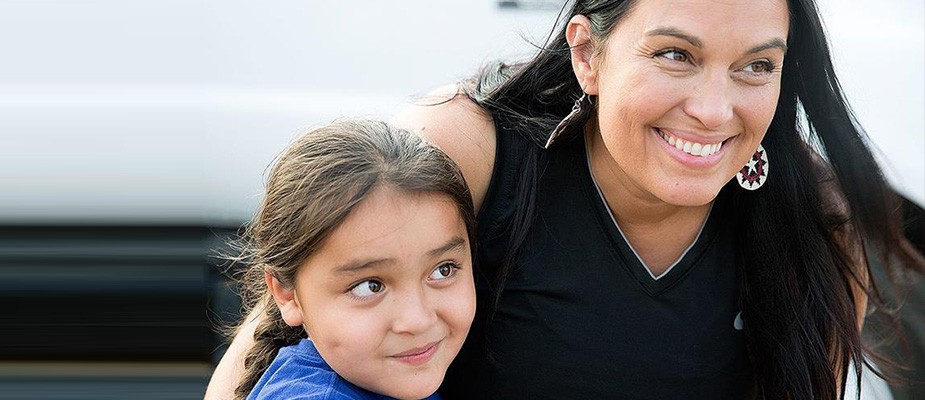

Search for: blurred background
xmin=0 ymin=0 xmax=921 ymax=399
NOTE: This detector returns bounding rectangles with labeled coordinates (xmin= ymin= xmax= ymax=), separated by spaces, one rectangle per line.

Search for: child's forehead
xmin=342 ymin=186 xmax=463 ymax=231
xmin=361 ymin=185 xmax=459 ymax=209
xmin=302 ymin=187 xmax=470 ymax=272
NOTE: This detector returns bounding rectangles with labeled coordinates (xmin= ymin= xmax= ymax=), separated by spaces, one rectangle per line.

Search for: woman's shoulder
xmin=391 ymin=84 xmax=497 ymax=212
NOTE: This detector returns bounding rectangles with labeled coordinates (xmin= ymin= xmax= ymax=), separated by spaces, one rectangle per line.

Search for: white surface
xmin=818 ymin=0 xmax=925 ymax=207
xmin=0 ymin=1 xmax=921 ymax=224
xmin=845 ymin=361 xmax=895 ymax=400
xmin=0 ymin=1 xmax=557 ymax=224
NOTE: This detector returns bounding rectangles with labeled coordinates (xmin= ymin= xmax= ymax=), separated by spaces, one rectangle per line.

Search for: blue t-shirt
xmin=248 ymin=339 xmax=442 ymax=400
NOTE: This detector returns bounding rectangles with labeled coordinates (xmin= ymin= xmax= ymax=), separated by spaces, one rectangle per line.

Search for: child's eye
xmin=655 ymin=49 xmax=691 ymax=63
xmin=428 ymin=262 xmax=460 ymax=281
xmin=349 ymin=280 xmax=384 ymax=298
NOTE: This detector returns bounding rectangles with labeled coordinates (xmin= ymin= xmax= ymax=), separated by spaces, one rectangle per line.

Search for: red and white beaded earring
xmin=737 ymin=144 xmax=769 ymax=190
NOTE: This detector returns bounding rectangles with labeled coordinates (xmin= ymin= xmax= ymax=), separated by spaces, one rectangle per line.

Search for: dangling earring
xmin=737 ymin=144 xmax=769 ymax=190
xmin=545 ymin=92 xmax=592 ymax=149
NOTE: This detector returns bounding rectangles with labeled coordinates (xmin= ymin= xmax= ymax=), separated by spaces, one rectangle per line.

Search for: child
xmin=232 ymin=120 xmax=477 ymax=400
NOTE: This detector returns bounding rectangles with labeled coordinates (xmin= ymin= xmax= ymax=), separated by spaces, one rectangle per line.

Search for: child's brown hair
xmin=229 ymin=119 xmax=475 ymax=399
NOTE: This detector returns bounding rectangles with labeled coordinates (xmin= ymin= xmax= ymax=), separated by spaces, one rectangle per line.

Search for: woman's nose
xmin=682 ymin=70 xmax=735 ymax=130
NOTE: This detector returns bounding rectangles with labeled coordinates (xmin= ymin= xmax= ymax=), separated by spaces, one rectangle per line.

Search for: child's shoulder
xmin=247 ymin=339 xmax=398 ymax=400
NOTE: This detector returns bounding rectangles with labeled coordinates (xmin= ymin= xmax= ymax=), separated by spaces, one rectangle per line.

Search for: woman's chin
xmin=654 ymin=180 xmax=727 ymax=207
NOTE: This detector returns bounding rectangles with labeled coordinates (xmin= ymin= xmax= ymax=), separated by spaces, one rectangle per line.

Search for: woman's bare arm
xmin=391 ymin=84 xmax=496 ymax=212
xmin=204 ymin=305 xmax=261 ymax=400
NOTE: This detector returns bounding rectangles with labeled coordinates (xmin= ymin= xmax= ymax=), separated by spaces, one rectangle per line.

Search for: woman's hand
xmin=204 ymin=305 xmax=261 ymax=400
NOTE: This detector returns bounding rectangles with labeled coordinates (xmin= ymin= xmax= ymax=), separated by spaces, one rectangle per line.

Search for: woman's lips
xmin=390 ymin=340 xmax=442 ymax=366
xmin=653 ymin=127 xmax=731 ymax=168
xmin=656 ymin=128 xmax=726 ymax=157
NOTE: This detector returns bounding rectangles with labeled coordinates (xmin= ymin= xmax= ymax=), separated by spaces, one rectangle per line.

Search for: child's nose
xmin=390 ymin=290 xmax=438 ymax=335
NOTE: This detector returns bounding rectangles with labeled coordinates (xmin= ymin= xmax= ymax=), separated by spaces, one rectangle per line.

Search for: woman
xmin=208 ymin=0 xmax=924 ymax=399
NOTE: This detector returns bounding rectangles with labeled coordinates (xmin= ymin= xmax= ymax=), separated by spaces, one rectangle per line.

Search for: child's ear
xmin=265 ymin=270 xmax=304 ymax=327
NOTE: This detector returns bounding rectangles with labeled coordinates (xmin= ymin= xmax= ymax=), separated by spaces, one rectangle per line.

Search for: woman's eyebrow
xmin=646 ymin=27 xmax=703 ymax=48
xmin=747 ymin=38 xmax=787 ymax=54
xmin=645 ymin=26 xmax=787 ymax=54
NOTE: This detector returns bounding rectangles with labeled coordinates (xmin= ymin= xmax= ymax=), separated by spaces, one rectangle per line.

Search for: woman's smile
xmin=581 ymin=0 xmax=786 ymax=206
xmin=652 ymin=127 xmax=736 ymax=169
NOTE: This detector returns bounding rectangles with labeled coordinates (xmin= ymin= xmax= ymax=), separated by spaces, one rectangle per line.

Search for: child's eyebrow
xmin=426 ymin=236 xmax=467 ymax=258
xmin=332 ymin=236 xmax=467 ymax=275
xmin=333 ymin=258 xmax=393 ymax=275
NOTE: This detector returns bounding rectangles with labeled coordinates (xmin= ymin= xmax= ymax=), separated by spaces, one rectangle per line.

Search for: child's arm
xmin=204 ymin=304 xmax=261 ymax=400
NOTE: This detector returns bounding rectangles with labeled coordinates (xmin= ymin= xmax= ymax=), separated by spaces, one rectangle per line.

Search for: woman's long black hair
xmin=462 ymin=0 xmax=925 ymax=399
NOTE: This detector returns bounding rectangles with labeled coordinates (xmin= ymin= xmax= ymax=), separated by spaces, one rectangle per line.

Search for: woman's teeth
xmin=658 ymin=129 xmax=723 ymax=157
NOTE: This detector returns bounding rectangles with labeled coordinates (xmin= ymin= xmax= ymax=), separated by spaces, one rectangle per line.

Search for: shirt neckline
xmin=578 ymin=133 xmax=722 ymax=294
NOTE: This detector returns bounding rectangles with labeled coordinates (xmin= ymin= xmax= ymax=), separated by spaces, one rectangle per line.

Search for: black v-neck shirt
xmin=441 ymin=125 xmax=752 ymax=399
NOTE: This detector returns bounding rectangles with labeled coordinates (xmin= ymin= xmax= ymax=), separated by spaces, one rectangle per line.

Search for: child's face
xmin=269 ymin=187 xmax=476 ymax=400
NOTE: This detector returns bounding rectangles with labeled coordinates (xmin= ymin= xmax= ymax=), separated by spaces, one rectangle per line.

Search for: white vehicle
xmin=0 ymin=0 xmax=920 ymax=225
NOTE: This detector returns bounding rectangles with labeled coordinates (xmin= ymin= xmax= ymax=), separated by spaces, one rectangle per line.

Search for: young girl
xmin=231 ymin=119 xmax=477 ymax=400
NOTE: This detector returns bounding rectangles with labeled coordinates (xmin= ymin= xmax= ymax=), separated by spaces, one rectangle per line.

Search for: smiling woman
xmin=425 ymin=0 xmax=923 ymax=398
xmin=575 ymin=0 xmax=790 ymax=270
xmin=582 ymin=0 xmax=788 ymax=207
xmin=209 ymin=1 xmax=925 ymax=399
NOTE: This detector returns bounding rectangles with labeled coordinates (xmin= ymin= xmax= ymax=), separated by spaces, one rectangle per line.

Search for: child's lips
xmin=390 ymin=340 xmax=442 ymax=365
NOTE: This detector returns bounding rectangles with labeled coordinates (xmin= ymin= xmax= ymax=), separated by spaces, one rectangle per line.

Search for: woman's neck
xmin=586 ymin=126 xmax=713 ymax=275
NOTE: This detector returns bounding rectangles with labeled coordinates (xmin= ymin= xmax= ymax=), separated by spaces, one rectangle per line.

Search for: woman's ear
xmin=566 ymin=15 xmax=599 ymax=95
xmin=265 ymin=270 xmax=304 ymax=327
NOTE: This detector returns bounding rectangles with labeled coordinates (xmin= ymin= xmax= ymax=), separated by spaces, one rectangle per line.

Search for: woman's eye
xmin=349 ymin=280 xmax=384 ymax=298
xmin=429 ymin=262 xmax=459 ymax=281
xmin=656 ymin=49 xmax=690 ymax=63
xmin=743 ymin=60 xmax=775 ymax=74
